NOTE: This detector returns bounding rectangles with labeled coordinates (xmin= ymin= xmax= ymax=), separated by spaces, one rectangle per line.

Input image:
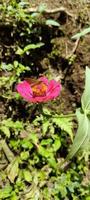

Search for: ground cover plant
xmin=0 ymin=0 xmax=90 ymax=199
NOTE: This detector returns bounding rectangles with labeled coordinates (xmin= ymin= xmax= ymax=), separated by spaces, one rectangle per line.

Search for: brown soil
xmin=29 ymin=0 xmax=90 ymax=113
xmin=0 ymin=0 xmax=90 ymax=118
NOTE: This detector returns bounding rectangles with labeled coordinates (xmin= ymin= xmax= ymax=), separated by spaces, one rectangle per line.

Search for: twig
xmin=66 ymin=38 xmax=80 ymax=59
xmin=27 ymin=6 xmax=74 ymax=17
xmin=71 ymin=38 xmax=80 ymax=55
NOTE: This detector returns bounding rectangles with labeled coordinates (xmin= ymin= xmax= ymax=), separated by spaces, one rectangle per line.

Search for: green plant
xmin=16 ymin=42 xmax=44 ymax=56
xmin=72 ymin=27 xmax=90 ymax=39
xmin=0 ymin=61 xmax=30 ymax=99
xmin=0 ymin=1 xmax=90 ymax=199
xmin=67 ymin=67 xmax=90 ymax=159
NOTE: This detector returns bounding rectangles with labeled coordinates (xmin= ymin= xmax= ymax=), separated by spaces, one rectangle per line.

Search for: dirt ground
xmin=28 ymin=0 xmax=90 ymax=113
xmin=0 ymin=0 xmax=90 ymax=117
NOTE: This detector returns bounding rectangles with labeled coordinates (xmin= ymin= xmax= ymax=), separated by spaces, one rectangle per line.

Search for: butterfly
xmin=25 ymin=77 xmax=47 ymax=96
xmin=25 ymin=77 xmax=43 ymax=87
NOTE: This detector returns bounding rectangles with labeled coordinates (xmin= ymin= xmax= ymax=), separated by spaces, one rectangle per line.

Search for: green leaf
xmin=0 ymin=126 xmax=10 ymax=137
xmin=81 ymin=67 xmax=90 ymax=114
xmin=23 ymin=170 xmax=32 ymax=183
xmin=42 ymin=107 xmax=51 ymax=115
xmin=38 ymin=3 xmax=47 ymax=13
xmin=42 ymin=120 xmax=50 ymax=135
xmin=7 ymin=158 xmax=19 ymax=183
xmin=0 ymin=185 xmax=12 ymax=199
xmin=24 ymin=42 xmax=44 ymax=52
xmin=16 ymin=47 xmax=24 ymax=55
xmin=38 ymin=146 xmax=53 ymax=158
xmin=29 ymin=132 xmax=38 ymax=145
xmin=40 ymin=138 xmax=52 ymax=146
xmin=0 ymin=62 xmax=13 ymax=71
xmin=86 ymin=197 xmax=90 ymax=200
xmin=1 ymin=118 xmax=23 ymax=130
xmin=20 ymin=139 xmax=33 ymax=149
xmin=53 ymin=136 xmax=61 ymax=152
xmin=46 ymin=19 xmax=60 ymax=27
xmin=1 ymin=140 xmax=14 ymax=162
xmin=72 ymin=27 xmax=90 ymax=39
xmin=20 ymin=151 xmax=29 ymax=160
xmin=13 ymin=120 xmax=23 ymax=130
xmin=47 ymin=156 xmax=57 ymax=168
xmin=16 ymin=43 xmax=44 ymax=55
xmin=52 ymin=115 xmax=73 ymax=141
xmin=10 ymin=191 xmax=19 ymax=200
xmin=67 ymin=109 xmax=90 ymax=159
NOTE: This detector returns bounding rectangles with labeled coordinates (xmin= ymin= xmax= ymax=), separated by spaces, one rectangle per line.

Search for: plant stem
xmin=55 ymin=113 xmax=76 ymax=118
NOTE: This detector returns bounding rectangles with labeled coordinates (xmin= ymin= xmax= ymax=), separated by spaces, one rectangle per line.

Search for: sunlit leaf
xmin=16 ymin=47 xmax=23 ymax=55
xmin=23 ymin=170 xmax=32 ymax=183
xmin=29 ymin=132 xmax=38 ymax=145
xmin=20 ymin=151 xmax=29 ymax=160
xmin=20 ymin=139 xmax=33 ymax=149
xmin=40 ymin=138 xmax=52 ymax=146
xmin=0 ymin=126 xmax=10 ymax=137
xmin=24 ymin=43 xmax=44 ymax=52
xmin=7 ymin=158 xmax=19 ymax=183
xmin=52 ymin=115 xmax=73 ymax=141
xmin=1 ymin=140 xmax=14 ymax=162
xmin=0 ymin=185 xmax=12 ymax=199
xmin=38 ymin=3 xmax=47 ymax=13
xmin=67 ymin=109 xmax=90 ymax=159
xmin=42 ymin=120 xmax=50 ymax=135
xmin=72 ymin=27 xmax=90 ymax=39
xmin=46 ymin=19 xmax=60 ymax=27
xmin=81 ymin=67 xmax=90 ymax=114
xmin=38 ymin=146 xmax=53 ymax=158
xmin=42 ymin=107 xmax=51 ymax=115
xmin=53 ymin=136 xmax=61 ymax=152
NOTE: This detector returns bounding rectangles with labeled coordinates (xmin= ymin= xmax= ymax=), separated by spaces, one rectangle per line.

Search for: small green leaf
xmin=10 ymin=191 xmax=19 ymax=200
xmin=38 ymin=3 xmax=46 ymax=13
xmin=20 ymin=151 xmax=29 ymax=160
xmin=46 ymin=19 xmax=60 ymax=27
xmin=47 ymin=157 xmax=57 ymax=168
xmin=40 ymin=139 xmax=52 ymax=146
xmin=42 ymin=107 xmax=51 ymax=115
xmin=24 ymin=42 xmax=44 ymax=52
xmin=53 ymin=136 xmax=61 ymax=152
xmin=81 ymin=67 xmax=90 ymax=114
xmin=42 ymin=120 xmax=50 ymax=135
xmin=72 ymin=27 xmax=90 ymax=39
xmin=0 ymin=126 xmax=10 ymax=137
xmin=1 ymin=140 xmax=14 ymax=162
xmin=20 ymin=139 xmax=33 ymax=149
xmin=16 ymin=47 xmax=24 ymax=55
xmin=13 ymin=120 xmax=23 ymax=130
xmin=7 ymin=158 xmax=19 ymax=183
xmin=52 ymin=115 xmax=73 ymax=141
xmin=0 ymin=185 xmax=12 ymax=199
xmin=23 ymin=170 xmax=32 ymax=183
xmin=29 ymin=132 xmax=38 ymax=145
xmin=1 ymin=63 xmax=13 ymax=71
xmin=38 ymin=146 xmax=53 ymax=158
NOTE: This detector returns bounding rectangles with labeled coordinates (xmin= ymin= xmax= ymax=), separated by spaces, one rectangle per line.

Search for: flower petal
xmin=46 ymin=80 xmax=61 ymax=99
xmin=16 ymin=81 xmax=33 ymax=101
xmin=39 ymin=76 xmax=49 ymax=86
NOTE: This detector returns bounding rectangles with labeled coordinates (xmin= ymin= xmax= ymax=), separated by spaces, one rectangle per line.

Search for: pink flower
xmin=16 ymin=77 xmax=62 ymax=103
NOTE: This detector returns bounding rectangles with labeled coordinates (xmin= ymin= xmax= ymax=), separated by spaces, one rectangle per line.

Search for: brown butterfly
xmin=25 ymin=77 xmax=47 ymax=97
xmin=25 ymin=77 xmax=43 ymax=87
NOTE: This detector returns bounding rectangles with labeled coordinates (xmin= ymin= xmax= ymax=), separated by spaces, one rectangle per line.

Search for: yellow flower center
xmin=31 ymin=82 xmax=47 ymax=97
